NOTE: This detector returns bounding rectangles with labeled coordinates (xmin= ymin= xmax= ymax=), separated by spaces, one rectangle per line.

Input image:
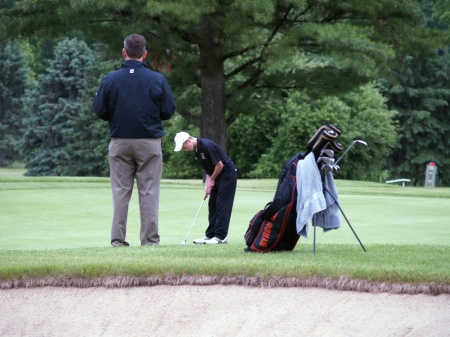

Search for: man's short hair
xmin=124 ymin=34 xmax=146 ymax=59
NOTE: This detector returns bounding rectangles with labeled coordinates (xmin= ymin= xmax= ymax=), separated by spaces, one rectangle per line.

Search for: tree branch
xmin=178 ymin=109 xmax=202 ymax=127
xmin=224 ymin=56 xmax=262 ymax=80
xmin=222 ymin=44 xmax=257 ymax=61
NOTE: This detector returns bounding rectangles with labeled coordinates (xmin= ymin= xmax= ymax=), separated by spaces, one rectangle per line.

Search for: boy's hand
xmin=205 ymin=176 xmax=215 ymax=195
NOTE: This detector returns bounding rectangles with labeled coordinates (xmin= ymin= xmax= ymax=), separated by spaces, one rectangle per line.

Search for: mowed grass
xmin=1 ymin=171 xmax=449 ymax=248
xmin=0 ymin=168 xmax=449 ymax=289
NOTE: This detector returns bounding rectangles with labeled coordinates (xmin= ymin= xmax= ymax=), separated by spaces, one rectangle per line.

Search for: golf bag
xmin=244 ymin=153 xmax=304 ymax=252
xmin=244 ymin=124 xmax=343 ymax=253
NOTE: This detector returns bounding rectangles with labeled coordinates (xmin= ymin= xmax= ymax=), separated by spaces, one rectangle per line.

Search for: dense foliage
xmin=0 ymin=1 xmax=449 ymax=185
xmin=1 ymin=0 xmax=445 ymax=149
xmin=242 ymin=86 xmax=397 ymax=181
xmin=386 ymin=54 xmax=450 ymax=185
xmin=0 ymin=40 xmax=29 ymax=166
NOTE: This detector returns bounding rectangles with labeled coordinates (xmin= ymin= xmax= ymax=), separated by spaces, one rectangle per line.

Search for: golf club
xmin=320 ymin=149 xmax=334 ymax=158
xmin=321 ymin=163 xmax=334 ymax=173
xmin=334 ymin=140 xmax=368 ymax=165
xmin=317 ymin=156 xmax=335 ymax=165
xmin=180 ymin=195 xmax=207 ymax=245
xmin=320 ymin=163 xmax=340 ymax=175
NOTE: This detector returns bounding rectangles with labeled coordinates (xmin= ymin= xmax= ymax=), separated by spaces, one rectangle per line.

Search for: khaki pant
xmin=109 ymin=138 xmax=162 ymax=245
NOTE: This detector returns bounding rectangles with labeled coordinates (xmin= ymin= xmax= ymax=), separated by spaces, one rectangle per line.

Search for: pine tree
xmin=21 ymin=38 xmax=94 ymax=176
xmin=61 ymin=51 xmax=117 ymax=177
xmin=0 ymin=40 xmax=29 ymax=166
xmin=385 ymin=54 xmax=450 ymax=186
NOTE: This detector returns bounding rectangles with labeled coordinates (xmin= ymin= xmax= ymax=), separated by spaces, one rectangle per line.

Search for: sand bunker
xmin=1 ymin=285 xmax=450 ymax=336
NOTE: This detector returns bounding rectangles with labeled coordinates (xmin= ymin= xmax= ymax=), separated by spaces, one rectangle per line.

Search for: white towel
xmin=296 ymin=153 xmax=326 ymax=238
xmin=312 ymin=172 xmax=341 ymax=231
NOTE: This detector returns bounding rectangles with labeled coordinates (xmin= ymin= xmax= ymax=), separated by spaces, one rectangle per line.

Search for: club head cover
xmin=306 ymin=126 xmax=335 ymax=150
xmin=329 ymin=141 xmax=343 ymax=153
xmin=311 ymin=130 xmax=339 ymax=158
xmin=306 ymin=124 xmax=341 ymax=151
xmin=325 ymin=124 xmax=341 ymax=136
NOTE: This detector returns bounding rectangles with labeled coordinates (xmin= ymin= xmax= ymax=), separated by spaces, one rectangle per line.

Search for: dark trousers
xmin=205 ymin=167 xmax=237 ymax=240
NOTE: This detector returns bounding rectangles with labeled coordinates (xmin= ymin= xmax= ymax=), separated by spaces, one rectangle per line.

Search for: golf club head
xmin=320 ymin=149 xmax=334 ymax=158
xmin=180 ymin=195 xmax=207 ymax=246
xmin=318 ymin=157 xmax=335 ymax=165
xmin=332 ymin=164 xmax=340 ymax=173
xmin=354 ymin=140 xmax=368 ymax=147
xmin=321 ymin=164 xmax=333 ymax=173
xmin=334 ymin=139 xmax=368 ymax=165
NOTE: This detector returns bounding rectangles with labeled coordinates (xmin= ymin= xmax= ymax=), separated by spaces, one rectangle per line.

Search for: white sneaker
xmin=193 ymin=237 xmax=210 ymax=244
xmin=204 ymin=237 xmax=228 ymax=244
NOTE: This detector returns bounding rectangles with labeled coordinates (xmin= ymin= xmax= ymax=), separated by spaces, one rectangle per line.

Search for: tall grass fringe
xmin=1 ymin=276 xmax=448 ymax=295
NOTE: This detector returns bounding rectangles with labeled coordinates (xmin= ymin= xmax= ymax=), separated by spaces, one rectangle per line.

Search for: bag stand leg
xmin=313 ymin=186 xmax=367 ymax=254
xmin=333 ymin=200 xmax=367 ymax=252
xmin=313 ymin=223 xmax=317 ymax=255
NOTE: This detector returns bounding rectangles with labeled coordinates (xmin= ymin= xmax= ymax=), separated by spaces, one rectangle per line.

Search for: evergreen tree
xmin=0 ymin=39 xmax=29 ymax=166
xmin=21 ymin=38 xmax=94 ymax=176
xmin=384 ymin=54 xmax=450 ymax=186
xmin=61 ymin=46 xmax=117 ymax=177
xmin=1 ymin=0 xmax=444 ymax=152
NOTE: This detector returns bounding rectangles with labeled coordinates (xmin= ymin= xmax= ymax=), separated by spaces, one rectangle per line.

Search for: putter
xmin=180 ymin=195 xmax=207 ymax=245
xmin=334 ymin=140 xmax=368 ymax=165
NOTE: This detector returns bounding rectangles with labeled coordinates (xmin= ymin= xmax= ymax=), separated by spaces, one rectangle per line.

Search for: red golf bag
xmin=244 ymin=153 xmax=302 ymax=252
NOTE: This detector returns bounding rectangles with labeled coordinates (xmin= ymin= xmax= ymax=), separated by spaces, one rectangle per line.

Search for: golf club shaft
xmin=183 ymin=195 xmax=207 ymax=243
xmin=334 ymin=140 xmax=367 ymax=166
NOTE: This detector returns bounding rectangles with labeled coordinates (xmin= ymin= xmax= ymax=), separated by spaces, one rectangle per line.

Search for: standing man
xmin=174 ymin=132 xmax=237 ymax=244
xmin=94 ymin=34 xmax=176 ymax=247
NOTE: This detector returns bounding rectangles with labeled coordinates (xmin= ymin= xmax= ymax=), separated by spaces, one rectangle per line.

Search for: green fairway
xmin=0 ymin=169 xmax=449 ymax=250
xmin=1 ymin=169 xmax=449 ymax=291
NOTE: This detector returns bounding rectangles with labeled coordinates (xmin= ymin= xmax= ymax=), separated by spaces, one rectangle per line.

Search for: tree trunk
xmin=0 ymin=148 xmax=5 ymax=167
xmin=198 ymin=16 xmax=228 ymax=153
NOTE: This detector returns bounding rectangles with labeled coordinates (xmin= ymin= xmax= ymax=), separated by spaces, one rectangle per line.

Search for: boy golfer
xmin=174 ymin=132 xmax=237 ymax=244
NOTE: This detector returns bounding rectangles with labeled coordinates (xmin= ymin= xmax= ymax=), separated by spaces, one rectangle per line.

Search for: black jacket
xmin=94 ymin=60 xmax=176 ymax=138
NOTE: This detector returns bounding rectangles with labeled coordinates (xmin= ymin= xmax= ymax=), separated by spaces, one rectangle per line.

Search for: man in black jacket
xmin=94 ymin=34 xmax=176 ymax=247
xmin=174 ymin=132 xmax=237 ymax=244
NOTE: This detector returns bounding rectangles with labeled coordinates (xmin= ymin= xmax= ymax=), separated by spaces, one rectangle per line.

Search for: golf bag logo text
xmin=259 ymin=221 xmax=274 ymax=247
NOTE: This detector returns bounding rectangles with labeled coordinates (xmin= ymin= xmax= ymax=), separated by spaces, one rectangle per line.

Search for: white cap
xmin=174 ymin=131 xmax=190 ymax=151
